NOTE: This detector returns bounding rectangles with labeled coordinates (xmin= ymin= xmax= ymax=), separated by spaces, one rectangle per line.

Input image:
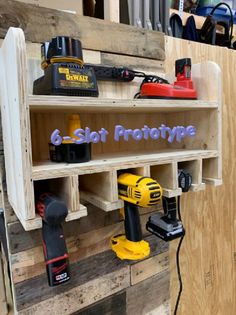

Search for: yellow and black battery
xmin=49 ymin=114 xmax=91 ymax=164
xmin=33 ymin=36 xmax=98 ymax=97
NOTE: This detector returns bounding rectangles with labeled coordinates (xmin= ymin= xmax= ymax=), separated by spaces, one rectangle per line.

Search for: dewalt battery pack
xmin=33 ymin=63 xmax=98 ymax=96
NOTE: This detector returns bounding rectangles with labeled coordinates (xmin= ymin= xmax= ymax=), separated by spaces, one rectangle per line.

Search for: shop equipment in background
xmin=199 ymin=2 xmax=234 ymax=47
xmin=111 ymin=173 xmax=162 ymax=260
xmin=36 ymin=193 xmax=70 ymax=286
xmin=33 ymin=36 xmax=98 ymax=96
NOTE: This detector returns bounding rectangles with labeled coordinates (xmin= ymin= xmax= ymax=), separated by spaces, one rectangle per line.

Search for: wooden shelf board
xmin=65 ymin=206 xmax=88 ymax=222
xmin=162 ymin=188 xmax=182 ymax=198
xmin=190 ymin=183 xmax=206 ymax=192
xmin=80 ymin=191 xmax=123 ymax=212
xmin=29 ymin=95 xmax=218 ymax=113
xmin=203 ymin=177 xmax=222 ymax=186
xmin=32 ymin=149 xmax=218 ymax=180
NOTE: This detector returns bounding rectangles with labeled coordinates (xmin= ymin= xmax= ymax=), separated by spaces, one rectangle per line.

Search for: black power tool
xmin=146 ymin=196 xmax=185 ymax=241
xmin=36 ymin=193 xmax=70 ymax=286
xmin=33 ymin=36 xmax=98 ymax=96
xmin=146 ymin=170 xmax=192 ymax=241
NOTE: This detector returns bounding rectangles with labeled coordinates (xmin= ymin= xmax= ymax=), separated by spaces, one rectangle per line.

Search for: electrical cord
xmin=133 ymin=73 xmax=169 ymax=99
xmin=210 ymin=2 xmax=234 ymax=43
xmin=173 ymin=196 xmax=185 ymax=315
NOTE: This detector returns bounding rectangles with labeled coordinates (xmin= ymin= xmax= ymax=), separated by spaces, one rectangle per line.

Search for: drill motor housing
xmin=111 ymin=173 xmax=162 ymax=261
xmin=117 ymin=173 xmax=163 ymax=207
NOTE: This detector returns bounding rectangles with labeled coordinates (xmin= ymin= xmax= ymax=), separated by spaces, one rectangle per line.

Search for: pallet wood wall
xmin=0 ymin=248 xmax=8 ymax=315
xmin=165 ymin=37 xmax=236 ymax=315
xmin=0 ymin=1 xmax=233 ymax=314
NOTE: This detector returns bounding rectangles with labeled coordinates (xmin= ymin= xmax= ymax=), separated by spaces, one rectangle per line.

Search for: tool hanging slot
xmin=150 ymin=162 xmax=181 ymax=197
xmin=79 ymin=171 xmax=123 ymax=211
xmin=178 ymin=159 xmax=205 ymax=192
xmin=34 ymin=176 xmax=86 ymax=219
xmin=202 ymin=157 xmax=222 ymax=186
xmin=117 ymin=166 xmax=150 ymax=177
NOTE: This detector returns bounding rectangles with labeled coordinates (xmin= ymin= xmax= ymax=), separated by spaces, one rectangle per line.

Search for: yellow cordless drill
xmin=111 ymin=173 xmax=162 ymax=260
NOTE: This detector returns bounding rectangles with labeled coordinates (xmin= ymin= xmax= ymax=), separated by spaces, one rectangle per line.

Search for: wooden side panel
xmin=165 ymin=37 xmax=235 ymax=315
xmin=0 ymin=27 xmax=34 ymax=221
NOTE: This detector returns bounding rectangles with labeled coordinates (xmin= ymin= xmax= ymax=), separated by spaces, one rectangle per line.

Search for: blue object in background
xmin=196 ymin=5 xmax=236 ymax=23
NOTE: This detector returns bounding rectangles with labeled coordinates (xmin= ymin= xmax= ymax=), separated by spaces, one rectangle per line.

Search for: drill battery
xmin=49 ymin=142 xmax=91 ymax=163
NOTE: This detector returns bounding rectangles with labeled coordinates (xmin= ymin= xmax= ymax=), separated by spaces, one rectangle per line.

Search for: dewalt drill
xmin=111 ymin=173 xmax=162 ymax=260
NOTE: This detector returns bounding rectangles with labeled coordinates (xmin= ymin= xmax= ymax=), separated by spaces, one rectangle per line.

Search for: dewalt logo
xmin=65 ymin=74 xmax=89 ymax=82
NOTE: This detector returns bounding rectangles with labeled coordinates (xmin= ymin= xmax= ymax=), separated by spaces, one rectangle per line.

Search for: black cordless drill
xmin=36 ymin=193 xmax=70 ymax=286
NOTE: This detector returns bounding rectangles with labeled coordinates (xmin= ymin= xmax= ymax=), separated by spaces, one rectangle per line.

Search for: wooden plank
xmin=162 ymin=188 xmax=182 ymax=198
xmin=73 ymin=291 xmax=126 ymax=315
xmin=14 ymin=234 xmax=168 ymax=312
xmin=165 ymin=36 xmax=233 ymax=315
xmin=7 ymin=204 xmax=162 ymax=254
xmin=29 ymin=96 xmax=218 ymax=112
xmin=104 ymin=0 xmax=120 ymax=23
xmin=15 ymin=0 xmax=83 ymax=14
xmin=0 ymin=252 xmax=8 ymax=315
xmin=80 ymin=191 xmax=123 ymax=212
xmin=32 ymin=150 xmax=219 ymax=180
xmin=131 ymin=251 xmax=169 ymax=285
xmin=7 ymin=205 xmax=120 ymax=254
xmin=101 ymin=52 xmax=164 ymax=72
xmin=15 ymin=249 xmax=130 ymax=311
xmin=18 ymin=267 xmax=130 ymax=314
xmin=0 ymin=27 xmax=35 ymax=221
xmin=126 ymin=272 xmax=170 ymax=315
xmin=0 ymin=0 xmax=165 ymax=60
xmin=10 ymin=219 xmax=167 ymax=283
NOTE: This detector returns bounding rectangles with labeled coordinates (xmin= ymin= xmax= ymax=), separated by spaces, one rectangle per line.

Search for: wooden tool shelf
xmin=0 ymin=27 xmax=222 ymax=231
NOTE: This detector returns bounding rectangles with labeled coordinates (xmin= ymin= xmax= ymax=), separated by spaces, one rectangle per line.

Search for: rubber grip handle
xmin=124 ymin=201 xmax=142 ymax=242
xmin=42 ymin=222 xmax=70 ymax=286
